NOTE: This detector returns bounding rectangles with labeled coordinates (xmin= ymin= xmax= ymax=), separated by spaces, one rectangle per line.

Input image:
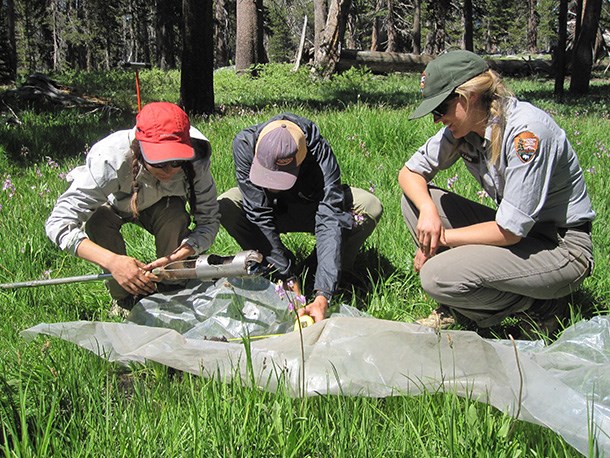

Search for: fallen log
xmin=336 ymin=49 xmax=554 ymax=76
xmin=1 ymin=73 xmax=114 ymax=111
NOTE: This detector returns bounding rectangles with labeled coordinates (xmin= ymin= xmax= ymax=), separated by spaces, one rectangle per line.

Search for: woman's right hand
xmin=416 ymin=205 xmax=445 ymax=257
xmin=108 ymin=254 xmax=157 ymax=296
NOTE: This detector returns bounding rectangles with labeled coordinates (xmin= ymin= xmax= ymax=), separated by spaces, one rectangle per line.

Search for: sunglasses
xmin=147 ymin=160 xmax=186 ymax=169
xmin=432 ymin=93 xmax=459 ymax=118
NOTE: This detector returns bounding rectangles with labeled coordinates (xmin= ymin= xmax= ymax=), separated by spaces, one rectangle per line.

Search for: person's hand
xmin=413 ymin=247 xmax=432 ymax=273
xmin=297 ymin=295 xmax=328 ymax=323
xmin=143 ymin=244 xmax=196 ymax=271
xmin=107 ymin=254 xmax=157 ymax=296
xmin=416 ymin=207 xmax=445 ymax=257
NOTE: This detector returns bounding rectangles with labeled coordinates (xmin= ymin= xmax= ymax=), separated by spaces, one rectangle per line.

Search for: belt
xmin=560 ymin=221 xmax=592 ymax=234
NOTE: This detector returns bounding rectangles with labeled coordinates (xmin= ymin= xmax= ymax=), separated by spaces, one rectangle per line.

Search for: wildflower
xmin=58 ymin=172 xmax=68 ymax=180
xmin=586 ymin=166 xmax=597 ymax=174
xmin=274 ymin=280 xmax=286 ymax=300
xmin=35 ymin=168 xmax=42 ymax=177
xmin=476 ymin=190 xmax=489 ymax=202
xmin=369 ymin=182 xmax=375 ymax=193
xmin=447 ymin=175 xmax=458 ymax=189
xmin=46 ymin=156 xmax=60 ymax=169
xmin=2 ymin=176 xmax=16 ymax=198
xmin=352 ymin=210 xmax=365 ymax=227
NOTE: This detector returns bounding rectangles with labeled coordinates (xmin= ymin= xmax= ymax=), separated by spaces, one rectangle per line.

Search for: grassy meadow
xmin=1 ymin=64 xmax=610 ymax=456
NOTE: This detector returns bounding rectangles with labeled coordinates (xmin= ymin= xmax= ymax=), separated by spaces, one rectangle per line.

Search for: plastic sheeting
xmin=21 ymin=277 xmax=610 ymax=456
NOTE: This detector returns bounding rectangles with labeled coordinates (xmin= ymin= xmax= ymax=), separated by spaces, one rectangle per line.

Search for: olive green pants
xmin=85 ymin=196 xmax=190 ymax=300
xmin=218 ymin=186 xmax=383 ymax=273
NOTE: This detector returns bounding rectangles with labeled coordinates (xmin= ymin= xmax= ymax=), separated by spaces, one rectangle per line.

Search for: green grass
xmin=2 ymin=63 xmax=609 ymax=456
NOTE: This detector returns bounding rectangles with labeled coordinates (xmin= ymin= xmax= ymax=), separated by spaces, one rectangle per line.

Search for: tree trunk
xmin=463 ymin=0 xmax=473 ymax=51
xmin=314 ymin=0 xmax=327 ymax=56
xmin=411 ymin=0 xmax=421 ymax=54
xmin=554 ymin=0 xmax=568 ymax=99
xmin=527 ymin=0 xmax=538 ymax=53
xmin=314 ymin=0 xmax=351 ymax=77
xmin=574 ymin=0 xmax=583 ymax=42
xmin=156 ymin=0 xmax=177 ymax=69
xmin=235 ymin=0 xmax=265 ymax=74
xmin=180 ymin=0 xmax=215 ymax=114
xmin=569 ymin=0 xmax=602 ymax=94
xmin=370 ymin=0 xmax=383 ymax=51
xmin=214 ymin=0 xmax=231 ymax=67
xmin=386 ymin=0 xmax=397 ymax=52
xmin=0 ymin=0 xmax=17 ymax=83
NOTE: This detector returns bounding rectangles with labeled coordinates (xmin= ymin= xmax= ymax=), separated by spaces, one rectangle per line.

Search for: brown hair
xmin=129 ymin=140 xmax=196 ymax=218
xmin=455 ymin=69 xmax=513 ymax=164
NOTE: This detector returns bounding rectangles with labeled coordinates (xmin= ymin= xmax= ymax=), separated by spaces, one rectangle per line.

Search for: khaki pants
xmin=218 ymin=186 xmax=383 ymax=272
xmin=85 ymin=196 xmax=190 ymax=300
xmin=401 ymin=186 xmax=593 ymax=327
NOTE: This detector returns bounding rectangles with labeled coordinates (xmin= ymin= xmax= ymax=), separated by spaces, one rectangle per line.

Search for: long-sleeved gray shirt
xmin=46 ymin=126 xmax=220 ymax=255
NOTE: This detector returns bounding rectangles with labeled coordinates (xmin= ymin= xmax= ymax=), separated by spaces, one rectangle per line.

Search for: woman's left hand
xmin=413 ymin=248 xmax=432 ymax=273
xmin=143 ymin=244 xmax=196 ymax=271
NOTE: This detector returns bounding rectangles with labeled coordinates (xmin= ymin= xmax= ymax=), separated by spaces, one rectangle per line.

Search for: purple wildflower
xmin=274 ymin=281 xmax=286 ymax=299
xmin=46 ymin=156 xmax=60 ymax=169
xmin=476 ymin=190 xmax=489 ymax=202
xmin=2 ymin=176 xmax=16 ymax=198
xmin=369 ymin=182 xmax=376 ymax=193
xmin=447 ymin=175 xmax=458 ymax=189
xmin=352 ymin=211 xmax=365 ymax=227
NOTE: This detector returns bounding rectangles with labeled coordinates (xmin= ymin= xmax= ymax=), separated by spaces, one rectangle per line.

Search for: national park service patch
xmin=514 ymin=131 xmax=540 ymax=163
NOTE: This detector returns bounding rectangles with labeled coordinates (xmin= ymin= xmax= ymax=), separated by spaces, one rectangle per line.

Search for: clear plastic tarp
xmin=22 ymin=277 xmax=610 ymax=456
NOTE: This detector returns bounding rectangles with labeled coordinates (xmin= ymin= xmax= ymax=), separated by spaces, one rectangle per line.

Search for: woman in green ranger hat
xmin=398 ymin=50 xmax=595 ymax=337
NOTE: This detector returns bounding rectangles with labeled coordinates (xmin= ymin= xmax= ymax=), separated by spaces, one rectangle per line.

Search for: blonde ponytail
xmin=456 ymin=69 xmax=512 ymax=164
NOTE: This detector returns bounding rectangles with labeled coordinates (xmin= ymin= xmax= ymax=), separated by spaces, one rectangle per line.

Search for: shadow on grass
xmin=0 ymin=106 xmax=134 ymax=165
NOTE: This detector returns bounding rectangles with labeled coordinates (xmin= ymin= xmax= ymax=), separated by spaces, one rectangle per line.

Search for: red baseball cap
xmin=135 ymin=102 xmax=195 ymax=164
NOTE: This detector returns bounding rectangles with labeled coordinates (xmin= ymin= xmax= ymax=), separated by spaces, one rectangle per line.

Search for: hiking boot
xmin=515 ymin=295 xmax=570 ymax=340
xmin=416 ymin=305 xmax=456 ymax=330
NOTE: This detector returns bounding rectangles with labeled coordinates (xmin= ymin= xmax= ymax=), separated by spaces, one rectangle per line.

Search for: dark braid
xmin=182 ymin=161 xmax=197 ymax=216
xmin=129 ymin=139 xmax=142 ymax=218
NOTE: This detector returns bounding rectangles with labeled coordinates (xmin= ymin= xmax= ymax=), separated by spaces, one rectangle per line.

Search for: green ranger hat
xmin=409 ymin=50 xmax=489 ymax=120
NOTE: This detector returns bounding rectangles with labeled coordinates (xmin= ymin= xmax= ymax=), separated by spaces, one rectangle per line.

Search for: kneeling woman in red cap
xmin=399 ymin=50 xmax=595 ymax=337
xmin=46 ymin=102 xmax=220 ymax=310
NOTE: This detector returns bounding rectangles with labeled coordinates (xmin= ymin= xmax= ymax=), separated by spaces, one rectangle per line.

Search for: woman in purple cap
xmin=46 ymin=102 xmax=220 ymax=311
xmin=398 ymin=50 xmax=595 ymax=337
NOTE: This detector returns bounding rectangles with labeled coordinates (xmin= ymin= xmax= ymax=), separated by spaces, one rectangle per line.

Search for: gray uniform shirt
xmin=46 ymin=127 xmax=220 ymax=255
xmin=405 ymin=98 xmax=595 ymax=237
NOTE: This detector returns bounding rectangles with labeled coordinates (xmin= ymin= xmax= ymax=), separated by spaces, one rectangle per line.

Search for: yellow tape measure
xmin=294 ymin=315 xmax=315 ymax=332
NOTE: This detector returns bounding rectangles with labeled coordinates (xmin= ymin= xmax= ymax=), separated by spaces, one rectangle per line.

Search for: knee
xmin=353 ymin=188 xmax=383 ymax=224
xmin=218 ymin=188 xmax=244 ymax=226
xmin=85 ymin=206 xmax=121 ymax=238
xmin=419 ymin=259 xmax=465 ymax=303
xmin=365 ymin=195 xmax=383 ymax=225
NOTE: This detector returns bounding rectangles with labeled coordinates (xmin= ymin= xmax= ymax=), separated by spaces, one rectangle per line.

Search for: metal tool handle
xmin=0 ymin=273 xmax=113 ymax=289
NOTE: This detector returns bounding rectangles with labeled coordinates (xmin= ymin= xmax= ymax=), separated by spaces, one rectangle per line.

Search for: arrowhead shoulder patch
xmin=514 ymin=131 xmax=540 ymax=163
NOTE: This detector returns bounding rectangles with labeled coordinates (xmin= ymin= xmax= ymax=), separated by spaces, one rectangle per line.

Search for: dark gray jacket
xmin=232 ymin=113 xmax=354 ymax=298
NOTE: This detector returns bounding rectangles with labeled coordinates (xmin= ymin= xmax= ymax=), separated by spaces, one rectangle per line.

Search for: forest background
xmin=1 ymin=0 xmax=609 ymax=106
xmin=1 ymin=0 xmax=610 ymax=455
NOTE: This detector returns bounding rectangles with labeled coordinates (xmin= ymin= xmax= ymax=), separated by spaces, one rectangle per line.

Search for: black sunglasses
xmin=148 ymin=160 xmax=186 ymax=169
xmin=432 ymin=93 xmax=459 ymax=118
